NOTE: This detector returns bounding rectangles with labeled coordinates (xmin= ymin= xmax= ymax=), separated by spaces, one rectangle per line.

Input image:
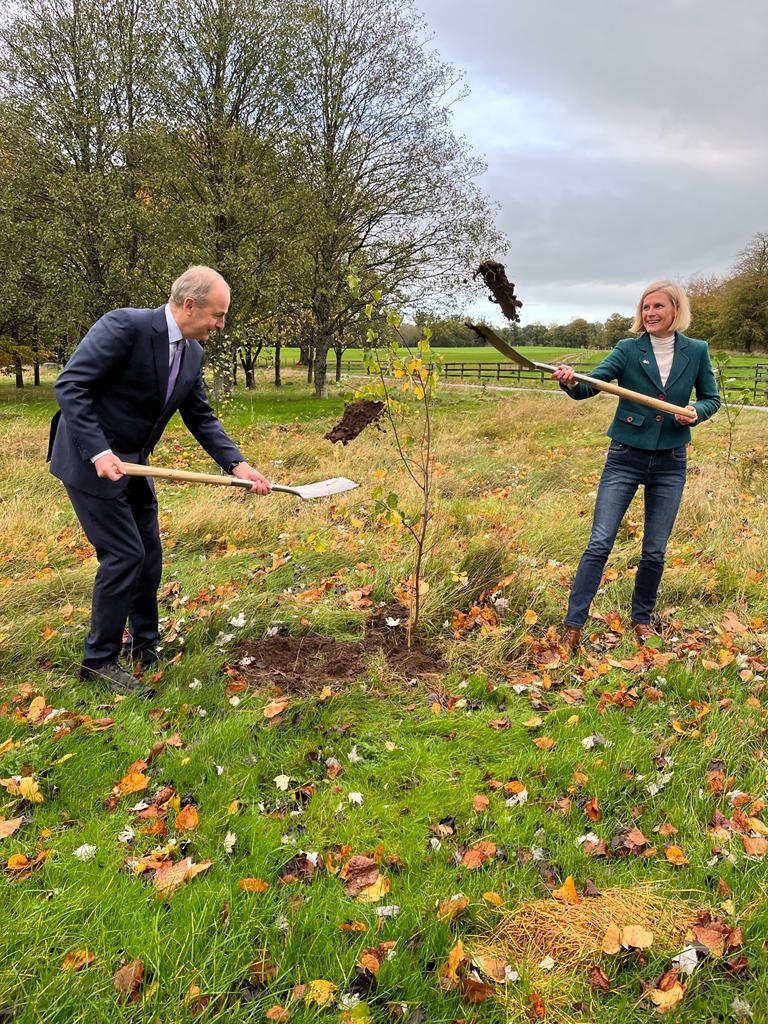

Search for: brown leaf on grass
xmin=249 ymin=959 xmax=279 ymax=986
xmin=648 ymin=969 xmax=686 ymax=1012
xmin=239 ymin=878 xmax=270 ymax=893
xmin=266 ymin=1006 xmax=291 ymax=1023
xmin=461 ymin=841 xmax=496 ymax=870
xmin=174 ymin=804 xmax=199 ymax=831
xmin=741 ymin=834 xmax=768 ymax=858
xmin=341 ymin=855 xmax=380 ymax=896
xmin=621 ymin=924 xmax=654 ymax=949
xmin=263 ymin=698 xmax=290 ymax=719
xmin=438 ymin=939 xmax=467 ymax=989
xmin=664 ymin=845 xmax=689 ymax=865
xmin=553 ymin=875 xmax=581 ymax=905
xmin=472 ymin=795 xmax=489 ymax=812
xmin=113 ymin=960 xmax=144 ymax=1000
xmin=0 ymin=776 xmax=44 ymax=803
xmin=6 ymin=848 xmax=54 ymax=877
xmin=437 ymin=894 xmax=470 ymax=921
xmin=61 ymin=949 xmax=96 ymax=972
xmin=460 ymin=978 xmax=495 ymax=1003
xmin=357 ymin=874 xmax=391 ymax=903
xmin=601 ymin=923 xmax=622 ymax=955
xmin=152 ymin=856 xmax=212 ymax=895
xmin=0 ymin=816 xmax=24 ymax=840
xmin=588 ymin=965 xmax=611 ymax=992
xmin=584 ymin=797 xmax=601 ymax=822
xmin=106 ymin=763 xmax=150 ymax=810
xmin=691 ymin=924 xmax=727 ymax=959
xmin=532 ymin=737 xmax=555 ymax=750
xmin=483 ymin=891 xmax=504 ymax=907
xmin=472 ymin=954 xmax=510 ymax=982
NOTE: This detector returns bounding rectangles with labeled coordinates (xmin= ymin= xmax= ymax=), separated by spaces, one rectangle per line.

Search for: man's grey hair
xmin=169 ymin=265 xmax=228 ymax=306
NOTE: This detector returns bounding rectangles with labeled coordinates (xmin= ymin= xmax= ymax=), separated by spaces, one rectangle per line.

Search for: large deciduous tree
xmin=286 ymin=0 xmax=503 ymax=397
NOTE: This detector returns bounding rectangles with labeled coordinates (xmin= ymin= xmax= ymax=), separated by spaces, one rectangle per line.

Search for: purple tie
xmin=165 ymin=339 xmax=186 ymax=404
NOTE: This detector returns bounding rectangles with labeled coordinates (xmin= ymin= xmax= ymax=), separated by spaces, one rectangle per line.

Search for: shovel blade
xmin=277 ymin=477 xmax=359 ymax=500
xmin=465 ymin=322 xmax=537 ymax=368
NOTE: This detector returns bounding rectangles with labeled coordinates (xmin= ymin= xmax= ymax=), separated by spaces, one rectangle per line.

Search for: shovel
xmin=121 ymin=463 xmax=359 ymax=499
xmin=466 ymin=322 xmax=691 ymax=418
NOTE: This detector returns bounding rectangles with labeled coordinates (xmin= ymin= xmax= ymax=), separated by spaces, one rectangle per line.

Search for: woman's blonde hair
xmin=631 ymin=280 xmax=691 ymax=334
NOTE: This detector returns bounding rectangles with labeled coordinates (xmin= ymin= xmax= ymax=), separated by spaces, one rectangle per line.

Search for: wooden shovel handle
xmin=122 ymin=463 xmax=252 ymax=488
xmin=533 ymin=361 xmax=692 ymax=417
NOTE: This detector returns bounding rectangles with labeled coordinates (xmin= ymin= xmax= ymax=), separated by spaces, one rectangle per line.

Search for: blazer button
xmin=626 ymin=416 xmax=633 ymax=422
xmin=658 ymin=394 xmax=664 ymax=399
xmin=655 ymin=415 xmax=662 ymax=421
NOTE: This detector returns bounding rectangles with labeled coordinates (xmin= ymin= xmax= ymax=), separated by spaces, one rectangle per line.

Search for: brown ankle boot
xmin=632 ymin=621 xmax=658 ymax=643
xmin=560 ymin=627 xmax=581 ymax=654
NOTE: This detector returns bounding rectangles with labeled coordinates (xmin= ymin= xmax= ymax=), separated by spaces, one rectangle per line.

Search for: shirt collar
xmin=164 ymin=303 xmax=184 ymax=344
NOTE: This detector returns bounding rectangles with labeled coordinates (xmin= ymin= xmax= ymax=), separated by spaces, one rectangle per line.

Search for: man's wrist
xmin=227 ymin=460 xmax=244 ymax=474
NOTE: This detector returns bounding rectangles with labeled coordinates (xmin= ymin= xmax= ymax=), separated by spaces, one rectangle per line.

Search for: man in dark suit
xmin=48 ymin=266 xmax=271 ymax=694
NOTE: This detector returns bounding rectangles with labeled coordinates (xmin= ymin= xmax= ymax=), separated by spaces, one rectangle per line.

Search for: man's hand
xmin=94 ymin=453 xmax=126 ymax=481
xmin=232 ymin=462 xmax=272 ymax=495
xmin=674 ymin=404 xmax=698 ymax=425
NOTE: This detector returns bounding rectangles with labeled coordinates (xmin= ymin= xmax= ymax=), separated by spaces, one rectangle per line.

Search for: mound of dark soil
xmin=233 ymin=604 xmax=443 ymax=694
xmin=324 ymin=399 xmax=384 ymax=445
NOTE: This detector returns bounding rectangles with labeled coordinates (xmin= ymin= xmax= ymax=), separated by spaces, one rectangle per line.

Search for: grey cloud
xmin=414 ymin=0 xmax=768 ymax=322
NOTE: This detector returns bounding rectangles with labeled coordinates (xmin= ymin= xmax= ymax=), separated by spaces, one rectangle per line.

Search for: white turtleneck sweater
xmin=650 ymin=333 xmax=675 ymax=386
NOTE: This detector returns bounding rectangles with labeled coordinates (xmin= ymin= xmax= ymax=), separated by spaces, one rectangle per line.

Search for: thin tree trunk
xmin=14 ymin=355 xmax=23 ymax=388
xmin=275 ymin=340 xmax=282 ymax=387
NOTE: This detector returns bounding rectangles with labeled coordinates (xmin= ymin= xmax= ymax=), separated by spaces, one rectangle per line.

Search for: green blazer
xmin=562 ymin=332 xmax=721 ymax=449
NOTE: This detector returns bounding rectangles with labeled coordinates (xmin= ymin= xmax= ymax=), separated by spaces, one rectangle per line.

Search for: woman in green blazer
xmin=552 ymin=281 xmax=721 ymax=653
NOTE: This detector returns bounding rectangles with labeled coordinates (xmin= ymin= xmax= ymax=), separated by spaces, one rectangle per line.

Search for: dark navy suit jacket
xmin=48 ymin=305 xmax=244 ymax=497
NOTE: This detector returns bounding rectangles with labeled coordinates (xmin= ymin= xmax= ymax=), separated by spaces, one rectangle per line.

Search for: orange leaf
xmin=664 ymin=845 xmax=689 ymax=866
xmin=6 ymin=853 xmax=30 ymax=871
xmin=175 ymin=804 xmax=199 ymax=831
xmin=61 ymin=949 xmax=96 ymax=972
xmin=263 ymin=698 xmax=290 ymax=719
xmin=532 ymin=737 xmax=555 ymax=750
xmin=239 ymin=878 xmax=270 ymax=893
xmin=461 ymin=841 xmax=497 ymax=870
xmin=553 ymin=875 xmax=580 ymax=905
xmin=472 ymin=795 xmax=489 ymax=812
xmin=483 ymin=891 xmax=505 ymax=907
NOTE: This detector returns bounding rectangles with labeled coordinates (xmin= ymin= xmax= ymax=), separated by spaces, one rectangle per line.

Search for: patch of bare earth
xmin=234 ymin=604 xmax=444 ymax=694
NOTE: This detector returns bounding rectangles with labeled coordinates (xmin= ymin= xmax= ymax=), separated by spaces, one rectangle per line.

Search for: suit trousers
xmin=65 ymin=477 xmax=163 ymax=665
xmin=564 ymin=442 xmax=687 ymax=629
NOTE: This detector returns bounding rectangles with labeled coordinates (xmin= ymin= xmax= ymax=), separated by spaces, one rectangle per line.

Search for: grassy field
xmin=1 ymin=370 xmax=768 ymax=1023
xmin=269 ymin=346 xmax=768 ymax=368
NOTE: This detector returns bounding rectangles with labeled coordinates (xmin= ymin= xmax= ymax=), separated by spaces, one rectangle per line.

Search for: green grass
xmin=1 ymin=375 xmax=768 ymax=1023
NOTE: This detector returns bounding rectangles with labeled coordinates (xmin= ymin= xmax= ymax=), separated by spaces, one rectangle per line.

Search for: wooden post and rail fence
xmin=336 ymin=358 xmax=768 ymax=405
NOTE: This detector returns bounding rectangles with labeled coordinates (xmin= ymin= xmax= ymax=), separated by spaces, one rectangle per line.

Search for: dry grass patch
xmin=478 ymin=886 xmax=697 ymax=975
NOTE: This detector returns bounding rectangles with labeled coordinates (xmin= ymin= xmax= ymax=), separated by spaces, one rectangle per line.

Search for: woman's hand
xmin=674 ymin=404 xmax=698 ymax=425
xmin=552 ymin=364 xmax=576 ymax=387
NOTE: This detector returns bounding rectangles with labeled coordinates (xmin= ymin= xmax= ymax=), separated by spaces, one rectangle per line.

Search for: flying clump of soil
xmin=474 ymin=261 xmax=523 ymax=323
xmin=324 ymin=398 xmax=384 ymax=445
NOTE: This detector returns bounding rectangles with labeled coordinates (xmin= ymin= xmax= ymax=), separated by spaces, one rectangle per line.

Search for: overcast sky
xmin=413 ymin=0 xmax=768 ymax=325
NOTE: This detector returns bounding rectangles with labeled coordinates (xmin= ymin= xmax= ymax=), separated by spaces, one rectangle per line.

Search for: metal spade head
xmin=465 ymin=322 xmax=537 ymax=368
xmin=273 ymin=477 xmax=359 ymax=500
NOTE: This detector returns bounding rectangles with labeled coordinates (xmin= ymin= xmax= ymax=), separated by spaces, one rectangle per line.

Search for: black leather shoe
xmin=129 ymin=648 xmax=163 ymax=669
xmin=80 ymin=661 xmax=155 ymax=697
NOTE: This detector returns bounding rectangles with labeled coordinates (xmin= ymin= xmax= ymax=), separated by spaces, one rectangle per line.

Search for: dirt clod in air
xmin=474 ymin=261 xmax=523 ymax=323
xmin=324 ymin=399 xmax=385 ymax=445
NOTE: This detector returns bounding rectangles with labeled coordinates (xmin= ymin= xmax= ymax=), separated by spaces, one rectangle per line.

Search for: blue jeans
xmin=564 ymin=442 xmax=687 ymax=629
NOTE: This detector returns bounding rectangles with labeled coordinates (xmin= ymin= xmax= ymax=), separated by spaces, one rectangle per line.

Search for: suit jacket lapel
xmin=635 ymin=333 xmax=663 ymax=390
xmin=665 ymin=332 xmax=690 ymax=390
xmin=151 ymin=306 xmax=170 ymax=404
